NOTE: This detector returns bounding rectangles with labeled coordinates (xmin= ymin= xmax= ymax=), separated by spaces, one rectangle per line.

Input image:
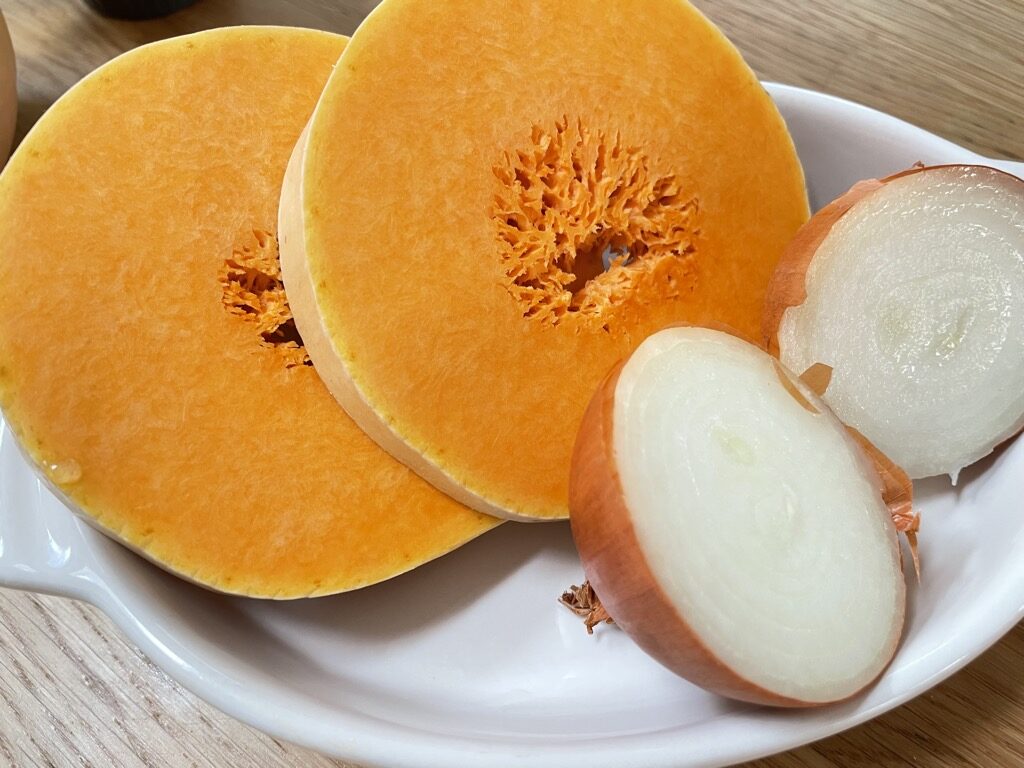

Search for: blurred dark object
xmin=84 ymin=0 xmax=199 ymax=19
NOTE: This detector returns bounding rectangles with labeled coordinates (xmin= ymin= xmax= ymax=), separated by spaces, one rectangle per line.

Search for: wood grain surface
xmin=1 ymin=1 xmax=1022 ymax=766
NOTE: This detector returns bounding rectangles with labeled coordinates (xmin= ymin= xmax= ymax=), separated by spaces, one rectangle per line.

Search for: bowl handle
xmin=0 ymin=424 xmax=105 ymax=602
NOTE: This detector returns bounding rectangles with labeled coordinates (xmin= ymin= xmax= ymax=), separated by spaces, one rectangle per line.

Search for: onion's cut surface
xmin=766 ymin=165 xmax=1024 ymax=480
xmin=280 ymin=0 xmax=809 ymax=521
xmin=570 ymin=328 xmax=905 ymax=706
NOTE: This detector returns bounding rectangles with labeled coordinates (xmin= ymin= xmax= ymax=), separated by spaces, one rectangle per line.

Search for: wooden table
xmin=1 ymin=1 xmax=1022 ymax=766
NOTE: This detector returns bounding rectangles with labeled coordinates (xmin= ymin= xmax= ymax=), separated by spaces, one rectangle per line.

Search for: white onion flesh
xmin=613 ymin=328 xmax=904 ymax=703
xmin=778 ymin=166 xmax=1024 ymax=480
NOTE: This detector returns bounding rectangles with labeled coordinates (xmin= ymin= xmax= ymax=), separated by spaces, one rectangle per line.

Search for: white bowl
xmin=1 ymin=84 xmax=1022 ymax=768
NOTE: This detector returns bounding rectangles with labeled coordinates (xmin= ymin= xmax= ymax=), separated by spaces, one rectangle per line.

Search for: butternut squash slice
xmin=0 ymin=27 xmax=498 ymax=598
xmin=280 ymin=0 xmax=810 ymax=521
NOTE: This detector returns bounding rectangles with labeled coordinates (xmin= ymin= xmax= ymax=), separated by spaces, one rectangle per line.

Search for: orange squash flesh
xmin=0 ymin=27 xmax=498 ymax=598
xmin=281 ymin=0 xmax=810 ymax=521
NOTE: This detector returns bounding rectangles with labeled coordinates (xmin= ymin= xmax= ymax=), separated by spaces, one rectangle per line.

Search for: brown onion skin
xmin=762 ymin=164 xmax=1024 ymax=356
xmin=569 ymin=363 xmax=815 ymax=707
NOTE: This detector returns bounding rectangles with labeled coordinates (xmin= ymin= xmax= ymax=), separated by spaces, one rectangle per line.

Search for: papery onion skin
xmin=846 ymin=426 xmax=920 ymax=577
xmin=570 ymin=363 xmax=820 ymax=707
xmin=793 ymin=363 xmax=919 ymax=555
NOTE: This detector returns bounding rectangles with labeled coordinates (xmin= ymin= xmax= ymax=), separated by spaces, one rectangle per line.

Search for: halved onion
xmin=569 ymin=327 xmax=907 ymax=707
xmin=764 ymin=165 xmax=1024 ymax=481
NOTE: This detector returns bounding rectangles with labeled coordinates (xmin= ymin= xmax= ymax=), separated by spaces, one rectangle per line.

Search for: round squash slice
xmin=0 ymin=27 xmax=498 ymax=598
xmin=280 ymin=0 xmax=810 ymax=521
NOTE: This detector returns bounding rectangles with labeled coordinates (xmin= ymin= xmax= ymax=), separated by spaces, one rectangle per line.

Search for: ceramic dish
xmin=0 ymin=84 xmax=1022 ymax=768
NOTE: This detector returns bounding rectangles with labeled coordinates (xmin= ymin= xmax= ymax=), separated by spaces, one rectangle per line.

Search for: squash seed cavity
xmin=493 ymin=118 xmax=701 ymax=330
xmin=220 ymin=228 xmax=311 ymax=368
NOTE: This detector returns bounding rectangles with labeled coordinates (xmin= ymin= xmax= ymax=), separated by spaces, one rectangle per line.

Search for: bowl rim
xmin=1 ymin=82 xmax=1022 ymax=768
